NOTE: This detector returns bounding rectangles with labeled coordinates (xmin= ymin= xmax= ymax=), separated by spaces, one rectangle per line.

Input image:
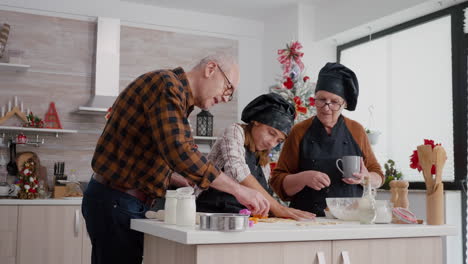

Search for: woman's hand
xmin=303 ymin=170 xmax=331 ymax=191
xmin=272 ymin=205 xmax=316 ymax=221
xmin=343 ymin=158 xmax=367 ymax=185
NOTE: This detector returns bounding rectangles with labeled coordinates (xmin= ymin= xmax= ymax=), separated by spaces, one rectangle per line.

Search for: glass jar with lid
xmin=164 ymin=190 xmax=178 ymax=225
xmin=176 ymin=193 xmax=196 ymax=226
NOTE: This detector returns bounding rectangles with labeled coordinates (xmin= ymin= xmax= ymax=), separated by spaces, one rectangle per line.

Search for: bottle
xmin=0 ymin=148 xmax=7 ymax=183
xmin=176 ymin=193 xmax=196 ymax=226
xmin=358 ymin=175 xmax=377 ymax=224
xmin=69 ymin=169 xmax=77 ymax=182
xmin=38 ymin=180 xmax=47 ymax=199
xmin=164 ymin=190 xmax=178 ymax=225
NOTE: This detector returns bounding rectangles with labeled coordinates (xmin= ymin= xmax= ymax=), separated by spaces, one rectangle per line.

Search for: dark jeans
xmin=81 ymin=177 xmax=149 ymax=264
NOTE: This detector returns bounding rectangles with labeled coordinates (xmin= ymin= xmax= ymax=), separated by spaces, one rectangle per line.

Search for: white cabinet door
xmin=17 ymin=205 xmax=84 ymax=264
xmin=332 ymin=237 xmax=442 ymax=264
xmin=0 ymin=206 xmax=18 ymax=264
xmin=196 ymin=240 xmax=332 ymax=264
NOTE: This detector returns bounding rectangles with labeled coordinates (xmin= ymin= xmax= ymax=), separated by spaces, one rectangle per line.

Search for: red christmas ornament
xmin=16 ymin=133 xmax=27 ymax=144
xmin=309 ymin=97 xmax=315 ymax=106
xmin=283 ymin=77 xmax=294 ymax=89
xmin=303 ymin=76 xmax=310 ymax=82
xmin=297 ymin=106 xmax=307 ymax=114
xmin=293 ymin=96 xmax=302 ymax=106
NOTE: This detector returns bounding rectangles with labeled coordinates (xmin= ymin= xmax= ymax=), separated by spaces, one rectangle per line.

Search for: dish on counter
xmin=199 ymin=213 xmax=249 ymax=232
xmin=326 ymin=197 xmax=360 ymax=221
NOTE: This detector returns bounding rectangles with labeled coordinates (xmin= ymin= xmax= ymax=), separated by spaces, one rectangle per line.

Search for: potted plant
xmin=381 ymin=159 xmax=403 ymax=189
xmin=366 ymin=128 xmax=381 ymax=145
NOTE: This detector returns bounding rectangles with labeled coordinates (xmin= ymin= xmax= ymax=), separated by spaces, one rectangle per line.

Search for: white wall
xmin=261 ymin=3 xmax=336 ymax=92
xmin=0 ymin=0 xmax=264 ymax=121
xmin=314 ymin=0 xmax=444 ymax=41
xmin=298 ymin=3 xmax=337 ymax=82
xmin=262 ymin=5 xmax=299 ymax=93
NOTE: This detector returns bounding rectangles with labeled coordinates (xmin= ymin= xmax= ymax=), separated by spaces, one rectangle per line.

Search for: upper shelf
xmin=0 ymin=62 xmax=30 ymax=72
xmin=0 ymin=126 xmax=78 ymax=137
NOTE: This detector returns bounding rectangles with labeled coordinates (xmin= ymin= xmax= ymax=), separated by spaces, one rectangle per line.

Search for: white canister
xmin=164 ymin=190 xmax=178 ymax=225
xmin=176 ymin=193 xmax=196 ymax=226
xmin=375 ymin=200 xmax=393 ymax=224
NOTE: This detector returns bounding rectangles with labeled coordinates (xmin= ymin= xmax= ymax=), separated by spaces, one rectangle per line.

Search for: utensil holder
xmin=426 ymin=183 xmax=444 ymax=225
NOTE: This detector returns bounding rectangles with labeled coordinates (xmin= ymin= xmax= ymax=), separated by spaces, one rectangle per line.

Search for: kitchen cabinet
xmin=331 ymin=237 xmax=442 ymax=264
xmin=143 ymin=236 xmax=442 ymax=264
xmin=0 ymin=205 xmax=18 ymax=264
xmin=16 ymin=205 xmax=90 ymax=264
xmin=144 ymin=236 xmax=332 ymax=264
xmin=133 ymin=219 xmax=454 ymax=264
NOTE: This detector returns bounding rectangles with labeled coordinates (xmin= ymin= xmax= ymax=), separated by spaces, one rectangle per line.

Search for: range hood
xmin=77 ymin=17 xmax=120 ymax=114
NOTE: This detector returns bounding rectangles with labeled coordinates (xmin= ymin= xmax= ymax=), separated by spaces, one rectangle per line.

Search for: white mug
xmin=336 ymin=156 xmax=361 ymax=178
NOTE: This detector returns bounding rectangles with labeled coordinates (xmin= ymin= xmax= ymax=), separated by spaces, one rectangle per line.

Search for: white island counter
xmin=131 ymin=218 xmax=456 ymax=264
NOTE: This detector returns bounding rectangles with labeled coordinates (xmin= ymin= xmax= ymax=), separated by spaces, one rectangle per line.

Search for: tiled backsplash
xmin=0 ymin=10 xmax=238 ymax=182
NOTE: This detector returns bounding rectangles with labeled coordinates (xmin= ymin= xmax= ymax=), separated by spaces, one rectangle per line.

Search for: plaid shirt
xmin=92 ymin=67 xmax=220 ymax=198
xmin=208 ymin=123 xmax=270 ymax=183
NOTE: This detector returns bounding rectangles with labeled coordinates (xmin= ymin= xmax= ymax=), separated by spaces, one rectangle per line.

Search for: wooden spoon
xmin=417 ymin=145 xmax=434 ymax=192
xmin=433 ymin=146 xmax=447 ymax=188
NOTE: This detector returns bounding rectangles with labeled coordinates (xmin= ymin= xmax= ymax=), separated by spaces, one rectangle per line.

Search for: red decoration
xmin=277 ymin=41 xmax=305 ymax=77
xmin=24 ymin=112 xmax=45 ymax=128
xmin=297 ymin=106 xmax=307 ymax=114
xmin=293 ymin=96 xmax=302 ymax=106
xmin=283 ymin=77 xmax=294 ymax=89
xmin=18 ymin=158 xmax=39 ymax=199
xmin=16 ymin=133 xmax=27 ymax=144
xmin=303 ymin=76 xmax=310 ymax=82
xmin=105 ymin=107 xmax=112 ymax=121
xmin=309 ymin=97 xmax=315 ymax=106
xmin=44 ymin=102 xmax=62 ymax=129
xmin=410 ymin=139 xmax=441 ymax=174
xmin=269 ymin=162 xmax=277 ymax=171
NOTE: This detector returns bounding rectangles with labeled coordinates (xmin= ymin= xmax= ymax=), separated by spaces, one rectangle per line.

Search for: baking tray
xmin=199 ymin=213 xmax=249 ymax=232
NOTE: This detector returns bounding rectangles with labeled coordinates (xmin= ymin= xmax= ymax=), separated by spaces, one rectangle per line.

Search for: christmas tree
xmin=270 ymin=41 xmax=316 ymax=165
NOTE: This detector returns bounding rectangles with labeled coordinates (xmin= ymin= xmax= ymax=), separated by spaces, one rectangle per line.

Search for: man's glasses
xmin=217 ymin=65 xmax=234 ymax=102
xmin=315 ymin=98 xmax=344 ymax=111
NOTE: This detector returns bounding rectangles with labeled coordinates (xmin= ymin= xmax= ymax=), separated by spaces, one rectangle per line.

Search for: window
xmin=339 ymin=16 xmax=454 ymax=182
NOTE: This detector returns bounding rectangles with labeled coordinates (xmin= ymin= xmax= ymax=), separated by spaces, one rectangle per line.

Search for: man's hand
xmin=170 ymin=172 xmax=193 ymax=187
xmin=210 ymin=172 xmax=270 ymax=217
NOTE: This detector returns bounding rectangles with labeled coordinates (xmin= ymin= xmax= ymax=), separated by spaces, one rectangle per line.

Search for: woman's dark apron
xmin=196 ymin=149 xmax=272 ymax=213
xmin=289 ymin=116 xmax=363 ymax=216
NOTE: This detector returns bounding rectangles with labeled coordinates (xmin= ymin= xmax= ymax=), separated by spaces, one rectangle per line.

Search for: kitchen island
xmin=131 ymin=218 xmax=456 ymax=264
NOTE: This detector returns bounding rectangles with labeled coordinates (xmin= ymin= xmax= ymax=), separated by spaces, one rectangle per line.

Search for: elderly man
xmin=82 ymin=53 xmax=269 ymax=264
xmin=270 ymin=62 xmax=383 ymax=217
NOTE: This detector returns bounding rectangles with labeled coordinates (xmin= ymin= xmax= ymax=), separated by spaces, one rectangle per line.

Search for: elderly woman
xmin=270 ymin=63 xmax=384 ymax=216
xmin=196 ymin=93 xmax=315 ymax=220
